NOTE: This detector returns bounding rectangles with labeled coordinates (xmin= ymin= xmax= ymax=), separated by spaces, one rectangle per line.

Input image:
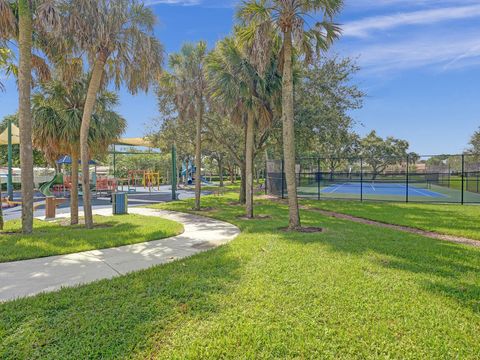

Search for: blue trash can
xmin=112 ymin=192 xmax=128 ymax=215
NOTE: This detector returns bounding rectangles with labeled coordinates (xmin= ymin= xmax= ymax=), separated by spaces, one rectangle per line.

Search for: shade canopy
xmin=57 ymin=155 xmax=97 ymax=165
xmin=115 ymin=137 xmax=154 ymax=148
xmin=0 ymin=124 xmax=20 ymax=145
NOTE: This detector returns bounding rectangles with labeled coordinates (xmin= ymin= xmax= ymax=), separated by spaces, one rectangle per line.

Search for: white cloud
xmin=346 ymin=0 xmax=479 ymax=9
xmin=350 ymin=31 xmax=480 ymax=73
xmin=343 ymin=5 xmax=480 ymax=37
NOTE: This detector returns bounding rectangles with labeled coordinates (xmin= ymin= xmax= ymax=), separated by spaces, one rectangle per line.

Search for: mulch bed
xmin=237 ymin=214 xmax=272 ymax=220
xmin=193 ymin=207 xmax=216 ymax=212
xmin=280 ymin=226 xmax=324 ymax=233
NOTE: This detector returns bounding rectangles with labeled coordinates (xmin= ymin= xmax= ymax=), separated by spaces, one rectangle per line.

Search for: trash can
xmin=112 ymin=192 xmax=128 ymax=215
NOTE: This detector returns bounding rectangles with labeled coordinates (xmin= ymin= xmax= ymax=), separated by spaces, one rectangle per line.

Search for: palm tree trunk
xmin=194 ymin=95 xmax=203 ymax=210
xmin=18 ymin=0 xmax=34 ymax=234
xmin=70 ymin=151 xmax=79 ymax=225
xmin=80 ymin=55 xmax=106 ymax=229
xmin=239 ymin=162 xmax=246 ymax=204
xmin=282 ymin=29 xmax=301 ymax=229
xmin=245 ymin=112 xmax=255 ymax=218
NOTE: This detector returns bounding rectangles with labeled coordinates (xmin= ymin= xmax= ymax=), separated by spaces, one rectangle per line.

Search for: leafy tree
xmin=468 ymin=127 xmax=480 ymax=155
xmin=111 ymin=150 xmax=170 ymax=182
xmin=63 ymin=0 xmax=163 ymax=228
xmin=294 ymin=56 xmax=363 ymax=155
xmin=360 ymin=131 xmax=410 ymax=179
xmin=148 ymin=116 xmax=195 ymax=185
xmin=238 ymin=0 xmax=343 ymax=229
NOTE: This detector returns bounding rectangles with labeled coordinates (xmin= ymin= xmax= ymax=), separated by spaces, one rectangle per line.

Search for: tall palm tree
xmin=63 ymin=0 xmax=163 ymax=228
xmin=33 ymin=77 xmax=126 ymax=225
xmin=207 ymin=35 xmax=279 ymax=218
xmin=160 ymin=42 xmax=207 ymax=211
xmin=238 ymin=0 xmax=342 ymax=229
xmin=17 ymin=0 xmax=35 ymax=233
xmin=1 ymin=0 xmax=60 ymax=233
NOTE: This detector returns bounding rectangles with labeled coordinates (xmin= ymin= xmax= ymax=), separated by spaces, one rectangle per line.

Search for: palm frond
xmin=0 ymin=0 xmax=16 ymax=39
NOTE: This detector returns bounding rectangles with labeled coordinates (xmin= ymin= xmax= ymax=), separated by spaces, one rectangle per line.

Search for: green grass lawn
xmin=0 ymin=194 xmax=479 ymax=359
xmin=302 ymin=199 xmax=480 ymax=240
xmin=0 ymin=215 xmax=183 ymax=263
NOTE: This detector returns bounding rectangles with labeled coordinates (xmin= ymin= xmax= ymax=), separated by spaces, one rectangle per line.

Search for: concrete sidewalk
xmin=0 ymin=207 xmax=240 ymax=302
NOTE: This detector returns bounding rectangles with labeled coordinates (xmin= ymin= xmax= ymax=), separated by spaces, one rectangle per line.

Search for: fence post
xmin=360 ymin=157 xmax=363 ymax=202
xmin=461 ymin=154 xmax=465 ymax=205
xmin=317 ymin=158 xmax=320 ymax=201
xmin=281 ymin=159 xmax=285 ymax=199
xmin=406 ymin=154 xmax=409 ymax=203
xmin=477 ymin=173 xmax=479 ymax=194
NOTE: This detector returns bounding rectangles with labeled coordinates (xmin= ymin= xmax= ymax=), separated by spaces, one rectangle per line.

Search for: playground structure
xmin=0 ymin=133 xmax=199 ymax=215
xmin=181 ymin=161 xmax=213 ymax=186
xmin=124 ymin=170 xmax=161 ymax=192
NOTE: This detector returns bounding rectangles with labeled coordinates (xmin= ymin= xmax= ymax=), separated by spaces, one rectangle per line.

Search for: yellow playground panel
xmin=143 ymin=171 xmax=161 ymax=191
xmin=128 ymin=170 xmax=161 ymax=191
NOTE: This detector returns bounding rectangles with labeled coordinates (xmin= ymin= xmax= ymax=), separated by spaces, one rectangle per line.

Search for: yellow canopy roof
xmin=115 ymin=137 xmax=154 ymax=148
xmin=0 ymin=124 xmax=20 ymax=145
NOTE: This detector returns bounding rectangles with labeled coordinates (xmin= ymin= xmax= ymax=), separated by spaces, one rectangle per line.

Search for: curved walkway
xmin=0 ymin=208 xmax=240 ymax=302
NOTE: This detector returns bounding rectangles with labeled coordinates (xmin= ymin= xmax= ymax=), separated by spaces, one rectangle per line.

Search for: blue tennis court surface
xmin=321 ymin=182 xmax=447 ymax=198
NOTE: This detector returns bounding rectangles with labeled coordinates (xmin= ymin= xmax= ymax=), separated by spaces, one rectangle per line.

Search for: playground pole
xmin=7 ymin=118 xmax=13 ymax=201
xmin=171 ymin=143 xmax=177 ymax=200
xmin=113 ymin=144 xmax=116 ymax=178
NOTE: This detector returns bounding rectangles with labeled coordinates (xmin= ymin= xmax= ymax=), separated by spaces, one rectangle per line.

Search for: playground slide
xmin=39 ymin=173 xmax=63 ymax=197
xmin=200 ymin=176 xmax=214 ymax=186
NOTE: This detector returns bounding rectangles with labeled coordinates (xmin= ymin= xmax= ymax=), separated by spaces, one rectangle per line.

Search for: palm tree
xmin=1 ymin=0 xmax=60 ymax=233
xmin=33 ymin=77 xmax=126 ymax=225
xmin=63 ymin=0 xmax=163 ymax=228
xmin=17 ymin=0 xmax=35 ymax=233
xmin=238 ymin=0 xmax=342 ymax=229
xmin=159 ymin=42 xmax=208 ymax=211
xmin=0 ymin=47 xmax=15 ymax=91
xmin=207 ymin=35 xmax=278 ymax=218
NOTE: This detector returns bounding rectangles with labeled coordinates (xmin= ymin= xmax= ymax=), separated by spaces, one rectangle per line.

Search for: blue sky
xmin=1 ymin=0 xmax=479 ymax=154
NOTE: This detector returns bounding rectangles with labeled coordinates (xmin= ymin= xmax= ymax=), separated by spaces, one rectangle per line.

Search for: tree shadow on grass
xmin=302 ymin=200 xmax=480 ymax=239
xmin=290 ymin=210 xmax=480 ymax=314
xmin=0 ymin=217 xmax=181 ymax=263
xmin=0 ymin=245 xmax=243 ymax=359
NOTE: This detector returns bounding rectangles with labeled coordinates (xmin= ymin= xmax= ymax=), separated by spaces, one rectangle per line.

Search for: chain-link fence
xmin=266 ymin=154 xmax=480 ymax=204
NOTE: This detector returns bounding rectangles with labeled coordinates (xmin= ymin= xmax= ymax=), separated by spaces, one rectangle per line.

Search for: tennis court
xmin=267 ymin=154 xmax=480 ymax=204
xmin=320 ymin=182 xmax=447 ymax=198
